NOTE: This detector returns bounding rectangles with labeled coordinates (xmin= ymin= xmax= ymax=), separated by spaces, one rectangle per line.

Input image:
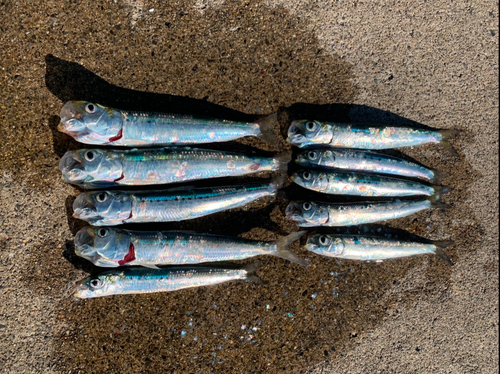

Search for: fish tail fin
xmin=432 ymin=240 xmax=453 ymax=265
xmin=273 ymin=150 xmax=292 ymax=174
xmin=256 ymin=113 xmax=280 ymax=146
xmin=272 ymin=231 xmax=308 ymax=267
xmin=270 ymin=175 xmax=288 ymax=191
xmin=428 ymin=191 xmax=447 ymax=211
xmin=431 ymin=185 xmax=450 ymax=201
xmin=439 ymin=129 xmax=459 ymax=157
xmin=244 ymin=262 xmax=265 ymax=284
xmin=430 ymin=169 xmax=447 ymax=183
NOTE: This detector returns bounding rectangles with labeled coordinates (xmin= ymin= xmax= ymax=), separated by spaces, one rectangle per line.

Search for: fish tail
xmin=244 ymin=262 xmax=265 ymax=284
xmin=431 ymin=185 xmax=449 ymax=201
xmin=439 ymin=129 xmax=460 ymax=157
xmin=428 ymin=189 xmax=447 ymax=211
xmin=432 ymin=240 xmax=453 ymax=265
xmin=270 ymin=175 xmax=288 ymax=191
xmin=272 ymin=231 xmax=308 ymax=267
xmin=430 ymin=168 xmax=447 ymax=183
xmin=273 ymin=150 xmax=292 ymax=174
xmin=256 ymin=113 xmax=280 ymax=146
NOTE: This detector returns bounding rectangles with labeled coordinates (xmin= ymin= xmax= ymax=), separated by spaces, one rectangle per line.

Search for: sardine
xmin=305 ymin=234 xmax=452 ymax=264
xmin=296 ymin=148 xmax=441 ymax=182
xmin=74 ymin=263 xmax=263 ymax=298
xmin=58 ymin=101 xmax=279 ymax=146
xmin=287 ymin=119 xmax=457 ymax=153
xmin=73 ymin=178 xmax=283 ymax=226
xmin=285 ymin=198 xmax=444 ymax=227
xmin=291 ymin=169 xmax=442 ymax=197
xmin=75 ymin=227 xmax=307 ymax=267
xmin=59 ymin=147 xmax=290 ymax=189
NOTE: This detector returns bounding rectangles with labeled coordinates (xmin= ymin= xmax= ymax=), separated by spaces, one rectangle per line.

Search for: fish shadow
xmin=61 ymin=239 xmax=96 ymax=274
xmin=45 ymin=54 xmax=255 ymax=122
xmin=46 ymin=54 xmax=451 ymax=156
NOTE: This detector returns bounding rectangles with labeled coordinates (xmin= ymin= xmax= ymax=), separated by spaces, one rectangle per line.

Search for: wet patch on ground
xmin=0 ymin=0 xmax=486 ymax=372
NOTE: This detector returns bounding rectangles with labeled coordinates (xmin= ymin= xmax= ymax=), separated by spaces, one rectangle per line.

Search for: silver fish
xmin=59 ymin=147 xmax=290 ymax=189
xmin=75 ymin=227 xmax=307 ymax=267
xmin=295 ymin=148 xmax=441 ymax=182
xmin=291 ymin=169 xmax=441 ymax=197
xmin=74 ymin=263 xmax=263 ymax=298
xmin=287 ymin=119 xmax=457 ymax=153
xmin=285 ymin=198 xmax=444 ymax=227
xmin=58 ymin=101 xmax=279 ymax=146
xmin=73 ymin=178 xmax=283 ymax=226
xmin=305 ymin=234 xmax=452 ymax=264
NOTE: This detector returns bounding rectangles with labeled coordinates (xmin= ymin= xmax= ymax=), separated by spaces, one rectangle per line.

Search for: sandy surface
xmin=0 ymin=0 xmax=497 ymax=373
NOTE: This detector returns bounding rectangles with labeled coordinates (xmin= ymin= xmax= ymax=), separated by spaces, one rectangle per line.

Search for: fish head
xmin=295 ymin=149 xmax=336 ymax=168
xmin=59 ymin=149 xmax=123 ymax=187
xmin=58 ymin=101 xmax=124 ymax=145
xmin=74 ymin=271 xmax=122 ymax=298
xmin=291 ymin=170 xmax=328 ymax=192
xmin=287 ymin=120 xmax=332 ymax=147
xmin=75 ymin=227 xmax=131 ymax=267
xmin=285 ymin=201 xmax=329 ymax=226
xmin=73 ymin=191 xmax=133 ymax=226
xmin=305 ymin=234 xmax=344 ymax=256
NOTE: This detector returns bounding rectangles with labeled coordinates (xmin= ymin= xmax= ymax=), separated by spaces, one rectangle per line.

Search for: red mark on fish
xmin=250 ymin=163 xmax=260 ymax=171
xmin=118 ymin=242 xmax=136 ymax=265
xmin=109 ymin=129 xmax=123 ymax=142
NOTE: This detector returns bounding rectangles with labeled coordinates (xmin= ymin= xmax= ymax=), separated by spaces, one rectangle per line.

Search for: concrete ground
xmin=0 ymin=0 xmax=497 ymax=373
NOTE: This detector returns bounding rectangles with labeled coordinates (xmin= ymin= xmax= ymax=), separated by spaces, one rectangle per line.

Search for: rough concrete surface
xmin=0 ymin=0 xmax=497 ymax=373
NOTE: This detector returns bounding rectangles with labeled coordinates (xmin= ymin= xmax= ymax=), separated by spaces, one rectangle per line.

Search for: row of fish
xmin=71 ymin=184 xmax=442 ymax=229
xmin=57 ymin=101 xmax=455 ymax=298
xmin=59 ymin=101 xmax=455 ymax=151
xmin=59 ymin=147 xmax=443 ymax=198
xmin=74 ymin=228 xmax=451 ymax=298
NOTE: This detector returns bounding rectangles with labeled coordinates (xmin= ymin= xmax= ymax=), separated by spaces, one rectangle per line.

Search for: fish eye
xmin=88 ymin=278 xmax=104 ymax=289
xmin=303 ymin=202 xmax=312 ymax=211
xmin=96 ymin=192 xmax=107 ymax=203
xmin=318 ymin=235 xmax=330 ymax=246
xmin=307 ymin=151 xmax=318 ymax=160
xmin=305 ymin=121 xmax=317 ymax=131
xmin=85 ymin=103 xmax=96 ymax=114
xmin=84 ymin=151 xmax=95 ymax=162
xmin=97 ymin=228 xmax=108 ymax=238
xmin=302 ymin=171 xmax=312 ymax=180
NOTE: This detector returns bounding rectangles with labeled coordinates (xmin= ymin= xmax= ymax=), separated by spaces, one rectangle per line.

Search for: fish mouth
xmin=73 ymin=194 xmax=98 ymax=219
xmin=285 ymin=202 xmax=305 ymax=223
xmin=58 ymin=118 xmax=85 ymax=135
xmin=74 ymin=228 xmax=95 ymax=255
xmin=290 ymin=173 xmax=304 ymax=187
xmin=59 ymin=102 xmax=87 ymax=134
xmin=303 ymin=239 xmax=317 ymax=252
xmin=59 ymin=152 xmax=86 ymax=182
xmin=287 ymin=122 xmax=306 ymax=144
xmin=74 ymin=279 xmax=92 ymax=299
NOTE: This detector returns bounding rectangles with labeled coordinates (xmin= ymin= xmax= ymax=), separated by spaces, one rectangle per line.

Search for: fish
xmin=72 ymin=178 xmax=283 ymax=226
xmin=74 ymin=227 xmax=307 ymax=267
xmin=291 ymin=169 xmax=443 ymax=197
xmin=59 ymin=147 xmax=290 ymax=189
xmin=74 ymin=263 xmax=263 ymax=298
xmin=295 ymin=148 xmax=442 ymax=182
xmin=287 ymin=119 xmax=457 ymax=154
xmin=285 ymin=198 xmax=444 ymax=227
xmin=58 ymin=101 xmax=279 ymax=146
xmin=305 ymin=234 xmax=452 ymax=264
